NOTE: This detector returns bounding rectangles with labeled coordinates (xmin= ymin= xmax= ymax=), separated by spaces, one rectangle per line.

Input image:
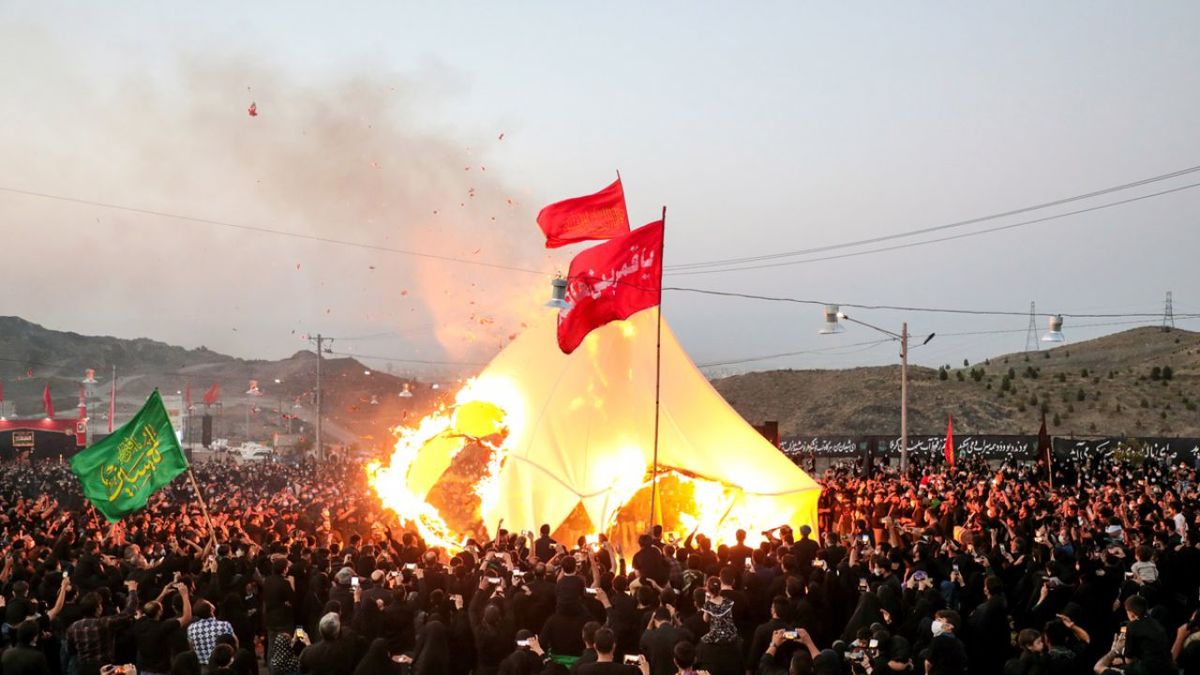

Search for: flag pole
xmin=186 ymin=468 xmax=220 ymax=550
xmin=648 ymin=206 xmax=666 ymax=533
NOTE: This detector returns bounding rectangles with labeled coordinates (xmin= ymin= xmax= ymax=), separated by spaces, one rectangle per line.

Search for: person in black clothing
xmin=351 ymin=638 xmax=403 ymax=675
xmin=925 ymin=610 xmax=968 ymax=675
xmin=264 ymin=557 xmax=298 ymax=665
xmin=132 ymin=582 xmax=192 ymax=675
xmin=575 ymin=627 xmax=646 ymax=675
xmin=639 ymin=607 xmax=692 ymax=675
xmin=966 ymin=575 xmax=1010 ymax=675
xmin=1121 ymin=594 xmax=1174 ymax=675
xmin=746 ymin=597 xmax=795 ymax=673
xmin=2 ymin=620 xmax=52 ymax=675
xmin=632 ymin=537 xmax=669 ymax=588
xmin=298 ymin=612 xmax=363 ymax=675
xmin=535 ymin=526 xmax=559 ymax=564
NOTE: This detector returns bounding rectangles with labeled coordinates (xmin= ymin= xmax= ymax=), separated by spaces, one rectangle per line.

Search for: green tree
xmin=1080 ymin=368 xmax=1089 ymax=378
xmin=1163 ymin=365 xmax=1173 ymax=381
xmin=938 ymin=367 xmax=948 ymax=381
xmin=1077 ymin=388 xmax=1086 ymax=402
xmin=1150 ymin=366 xmax=1161 ymax=381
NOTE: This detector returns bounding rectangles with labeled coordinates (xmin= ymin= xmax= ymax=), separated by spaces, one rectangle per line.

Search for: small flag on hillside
xmin=70 ymin=390 xmax=188 ymax=521
xmin=944 ymin=415 xmax=955 ymax=467
xmin=1037 ymin=412 xmax=1052 ymax=473
xmin=536 ymin=175 xmax=630 ymax=248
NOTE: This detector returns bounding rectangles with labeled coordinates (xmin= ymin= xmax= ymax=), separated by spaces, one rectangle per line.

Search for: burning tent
xmin=371 ymin=307 xmax=820 ymax=549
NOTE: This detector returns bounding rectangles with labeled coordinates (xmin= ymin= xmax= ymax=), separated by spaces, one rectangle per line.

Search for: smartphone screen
xmin=351 ymin=577 xmax=360 ymax=588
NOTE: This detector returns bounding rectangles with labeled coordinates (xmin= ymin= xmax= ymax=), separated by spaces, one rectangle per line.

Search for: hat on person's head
xmin=335 ymin=567 xmax=354 ymax=586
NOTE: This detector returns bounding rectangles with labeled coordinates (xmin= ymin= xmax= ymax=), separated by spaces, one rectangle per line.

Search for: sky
xmin=2 ymin=2 xmax=1199 ymax=378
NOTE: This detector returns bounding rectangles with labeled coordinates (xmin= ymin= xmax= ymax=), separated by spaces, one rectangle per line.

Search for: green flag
xmin=70 ymin=390 xmax=189 ymax=521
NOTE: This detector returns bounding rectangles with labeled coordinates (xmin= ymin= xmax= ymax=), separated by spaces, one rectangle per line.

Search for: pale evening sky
xmin=2 ymin=2 xmax=1198 ymax=377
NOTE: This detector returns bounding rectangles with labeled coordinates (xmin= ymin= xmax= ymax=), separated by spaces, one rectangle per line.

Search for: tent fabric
xmin=461 ymin=307 xmax=820 ymax=538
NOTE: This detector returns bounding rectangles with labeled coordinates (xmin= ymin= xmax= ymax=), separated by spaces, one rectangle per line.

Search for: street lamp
xmin=546 ymin=276 xmax=571 ymax=309
xmin=819 ymin=309 xmax=933 ymax=473
xmin=1042 ymin=315 xmax=1065 ymax=343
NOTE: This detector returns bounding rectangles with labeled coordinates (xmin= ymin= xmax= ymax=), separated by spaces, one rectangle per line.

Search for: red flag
xmin=203 ymin=383 xmax=221 ymax=405
xmin=557 ymin=220 xmax=663 ymax=354
xmin=536 ymin=177 xmax=630 ymax=248
xmin=944 ymin=415 xmax=955 ymax=467
xmin=185 ymin=383 xmax=193 ymax=410
xmin=43 ymin=383 xmax=55 ymax=419
xmin=1037 ymin=411 xmax=1051 ymax=472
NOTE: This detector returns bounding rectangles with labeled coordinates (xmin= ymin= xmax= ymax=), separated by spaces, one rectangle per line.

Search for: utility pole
xmin=1024 ymin=301 xmax=1039 ymax=352
xmin=1163 ymin=291 xmax=1175 ymax=332
xmin=900 ymin=322 xmax=909 ymax=474
xmin=310 ymin=334 xmax=329 ymax=460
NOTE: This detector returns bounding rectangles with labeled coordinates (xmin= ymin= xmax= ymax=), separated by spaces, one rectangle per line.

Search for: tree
xmin=1150 ymin=366 xmax=1162 ymax=381
xmin=1163 ymin=365 xmax=1174 ymax=381
xmin=938 ymin=367 xmax=948 ymax=381
xmin=963 ymin=358 xmax=970 ymax=367
xmin=1077 ymin=388 xmax=1086 ymax=402
xmin=956 ymin=370 xmax=965 ymax=381
xmin=1080 ymin=368 xmax=1089 ymax=378
xmin=1053 ymin=413 xmax=1061 ymax=425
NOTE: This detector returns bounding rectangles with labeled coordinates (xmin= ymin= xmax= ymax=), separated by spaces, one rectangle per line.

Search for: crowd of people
xmin=0 ymin=449 xmax=1198 ymax=675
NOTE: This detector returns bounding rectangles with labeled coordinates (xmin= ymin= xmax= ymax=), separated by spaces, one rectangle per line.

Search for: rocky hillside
xmin=712 ymin=327 xmax=1200 ymax=437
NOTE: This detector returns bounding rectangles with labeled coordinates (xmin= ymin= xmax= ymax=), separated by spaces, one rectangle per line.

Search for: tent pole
xmin=649 ymin=206 xmax=666 ymax=533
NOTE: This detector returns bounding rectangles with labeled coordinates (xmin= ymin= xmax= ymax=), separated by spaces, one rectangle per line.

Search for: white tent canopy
xmin=440 ymin=307 xmax=821 ymax=538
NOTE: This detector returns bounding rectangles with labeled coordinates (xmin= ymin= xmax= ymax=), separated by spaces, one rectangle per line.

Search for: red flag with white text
xmin=944 ymin=415 xmax=955 ymax=467
xmin=557 ymin=220 xmax=663 ymax=354
xmin=537 ymin=177 xmax=630 ymax=248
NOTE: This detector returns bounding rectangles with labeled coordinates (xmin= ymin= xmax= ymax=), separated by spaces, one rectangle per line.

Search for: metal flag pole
xmin=648 ymin=206 xmax=666 ymax=532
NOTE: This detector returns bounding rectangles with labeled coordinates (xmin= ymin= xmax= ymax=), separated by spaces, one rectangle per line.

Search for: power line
xmin=667 ymin=181 xmax=1200 ymax=276
xmin=697 ymin=338 xmax=892 ymax=368
xmin=667 ymin=163 xmax=1200 ymax=272
xmin=0 ymin=185 xmax=550 ymax=277
xmin=662 ymin=287 xmax=1188 ymax=319
xmin=325 ymin=350 xmax=489 ymax=367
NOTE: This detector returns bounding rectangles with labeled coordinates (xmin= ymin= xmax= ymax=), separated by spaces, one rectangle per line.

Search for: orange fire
xmin=369 ymin=377 xmax=782 ymax=553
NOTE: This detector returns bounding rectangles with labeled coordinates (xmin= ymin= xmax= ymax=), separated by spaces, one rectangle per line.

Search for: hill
xmin=711 ymin=326 xmax=1200 ymax=437
xmin=4 ymin=317 xmax=1198 ymax=446
xmin=0 ymin=316 xmax=441 ymax=449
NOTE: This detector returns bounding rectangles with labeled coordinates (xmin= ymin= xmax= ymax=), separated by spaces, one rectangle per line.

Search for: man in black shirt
xmin=133 ymin=583 xmax=192 ymax=675
xmin=2 ymin=620 xmax=51 ymax=675
xmin=640 ymin=607 xmax=693 ymax=675
xmin=576 ymin=627 xmax=644 ymax=675
xmin=535 ymin=524 xmax=559 ymax=563
xmin=632 ymin=536 xmax=669 ymax=588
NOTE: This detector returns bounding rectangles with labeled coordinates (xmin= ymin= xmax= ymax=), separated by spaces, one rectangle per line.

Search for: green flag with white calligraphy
xmin=70 ymin=390 xmax=188 ymax=521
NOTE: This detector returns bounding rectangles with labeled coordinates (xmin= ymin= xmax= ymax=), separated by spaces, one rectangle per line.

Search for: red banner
xmin=537 ymin=177 xmax=630 ymax=248
xmin=557 ymin=220 xmax=663 ymax=354
xmin=43 ymin=384 xmax=55 ymax=419
xmin=944 ymin=415 xmax=955 ymax=467
xmin=203 ymin=383 xmax=221 ymax=405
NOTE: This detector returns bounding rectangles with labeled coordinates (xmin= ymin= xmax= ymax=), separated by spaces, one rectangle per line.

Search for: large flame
xmin=369 ymin=376 xmax=784 ymax=553
xmin=369 ymin=376 xmax=524 ymax=551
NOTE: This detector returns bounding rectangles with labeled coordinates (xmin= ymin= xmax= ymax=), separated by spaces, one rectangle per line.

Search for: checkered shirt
xmin=186 ymin=616 xmax=235 ymax=664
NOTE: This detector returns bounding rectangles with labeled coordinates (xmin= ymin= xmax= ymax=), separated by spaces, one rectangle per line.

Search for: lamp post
xmin=819 ymin=306 xmax=933 ymax=473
